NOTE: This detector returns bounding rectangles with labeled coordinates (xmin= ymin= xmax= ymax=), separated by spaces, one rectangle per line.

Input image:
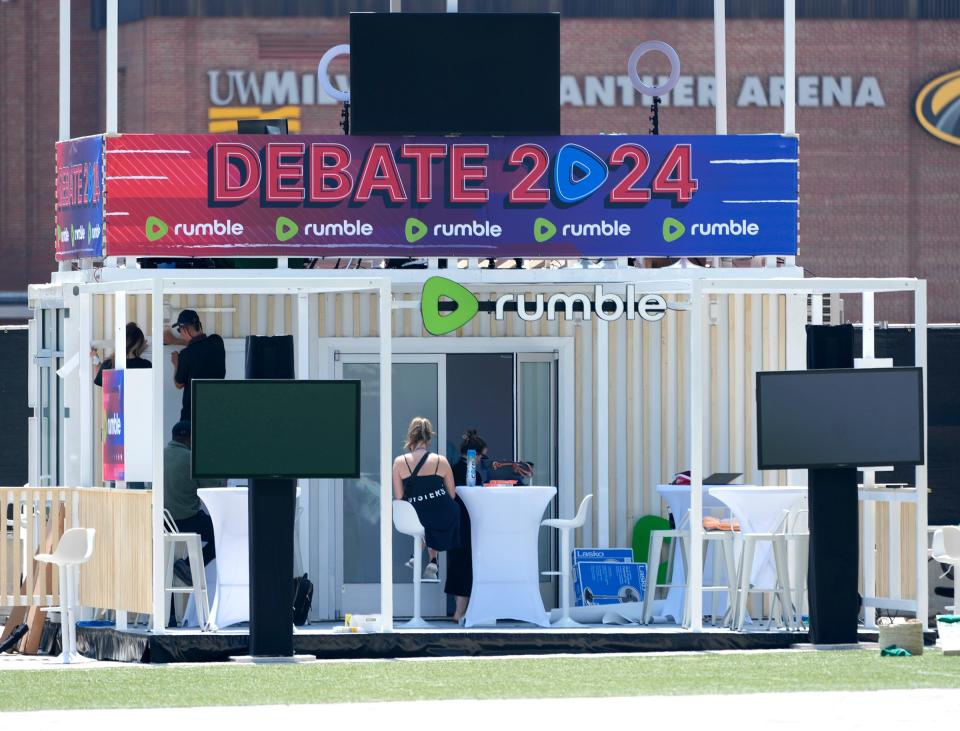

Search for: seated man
xmin=164 ymin=421 xmax=222 ymax=580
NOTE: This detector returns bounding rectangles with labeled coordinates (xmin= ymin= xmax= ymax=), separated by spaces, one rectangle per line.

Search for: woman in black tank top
xmin=392 ymin=417 xmax=460 ymax=583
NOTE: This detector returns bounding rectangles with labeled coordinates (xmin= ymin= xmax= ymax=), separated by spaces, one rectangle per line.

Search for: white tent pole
xmin=915 ymin=281 xmax=929 ymax=627
xmin=106 ymin=0 xmax=118 ymax=134
xmin=379 ymin=281 xmax=394 ymax=631
xmin=713 ymin=0 xmax=728 ymax=135
xmin=150 ymin=280 xmax=166 ymax=632
xmin=59 ymin=0 xmax=71 ymax=141
xmin=596 ymin=319 xmax=610 ymax=547
xmin=688 ymin=281 xmax=705 ymax=631
xmin=784 ymin=0 xmax=796 ymax=135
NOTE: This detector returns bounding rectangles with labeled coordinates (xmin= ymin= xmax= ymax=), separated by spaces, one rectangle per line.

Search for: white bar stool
xmin=931 ymin=526 xmax=960 ymax=614
xmin=541 ymin=494 xmax=593 ymax=628
xmin=163 ymin=510 xmax=211 ymax=630
xmin=35 ymin=527 xmax=96 ymax=664
xmin=785 ymin=509 xmax=809 ymax=628
xmin=734 ymin=510 xmax=794 ymax=631
xmin=392 ymin=500 xmax=431 ymax=629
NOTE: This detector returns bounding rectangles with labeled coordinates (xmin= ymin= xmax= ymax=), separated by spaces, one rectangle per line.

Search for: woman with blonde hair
xmin=393 ymin=416 xmax=460 ymax=582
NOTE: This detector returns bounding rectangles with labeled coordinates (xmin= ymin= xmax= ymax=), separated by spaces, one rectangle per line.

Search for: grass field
xmin=1 ymin=650 xmax=960 ymax=712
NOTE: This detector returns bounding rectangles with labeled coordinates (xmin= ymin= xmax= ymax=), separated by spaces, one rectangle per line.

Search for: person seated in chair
xmin=164 ymin=421 xmax=223 ymax=583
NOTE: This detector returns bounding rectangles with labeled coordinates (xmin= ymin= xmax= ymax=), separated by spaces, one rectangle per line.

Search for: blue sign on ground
xmin=572 ymin=548 xmax=636 ymax=606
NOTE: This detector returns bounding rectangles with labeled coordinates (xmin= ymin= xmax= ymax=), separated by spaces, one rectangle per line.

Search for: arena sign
xmin=56 ymin=133 xmax=798 ymax=259
xmin=208 ymin=69 xmax=885 ymax=109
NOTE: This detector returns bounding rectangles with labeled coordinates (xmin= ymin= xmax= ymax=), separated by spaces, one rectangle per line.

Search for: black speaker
xmin=244 ymin=334 xmax=297 ymax=657
xmin=806 ymin=324 xmax=859 ymax=644
xmin=245 ymin=335 xmax=295 ymax=379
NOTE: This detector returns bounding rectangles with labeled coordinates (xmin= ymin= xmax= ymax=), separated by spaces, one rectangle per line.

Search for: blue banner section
xmin=55 ymin=135 xmax=104 ymax=260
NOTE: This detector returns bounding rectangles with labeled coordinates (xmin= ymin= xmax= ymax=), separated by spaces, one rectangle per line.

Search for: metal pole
xmin=59 ymin=0 xmax=71 ymax=141
xmin=150 ymin=281 xmax=166 ymax=632
xmin=688 ymin=282 xmax=704 ymax=631
xmin=784 ymin=0 xmax=796 ymax=135
xmin=596 ymin=319 xmax=610 ymax=547
xmin=389 ymin=0 xmax=401 ymax=11
xmin=915 ymin=281 xmax=929 ymax=627
xmin=379 ymin=281 xmax=394 ymax=631
xmin=713 ymin=0 xmax=728 ymax=134
xmin=106 ymin=0 xmax=118 ymax=134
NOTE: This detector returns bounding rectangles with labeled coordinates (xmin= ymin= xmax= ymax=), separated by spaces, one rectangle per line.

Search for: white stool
xmin=35 ymin=527 xmax=96 ymax=664
xmin=734 ymin=510 xmax=793 ymax=631
xmin=393 ymin=500 xmax=431 ymax=629
xmin=541 ymin=495 xmax=593 ymax=628
xmin=642 ymin=512 xmax=738 ymax=627
xmin=163 ymin=511 xmax=211 ymax=630
xmin=785 ymin=509 xmax=810 ymax=628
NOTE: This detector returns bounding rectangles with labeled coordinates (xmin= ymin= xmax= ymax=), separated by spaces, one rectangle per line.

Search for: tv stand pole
xmin=806 ymin=467 xmax=859 ymax=645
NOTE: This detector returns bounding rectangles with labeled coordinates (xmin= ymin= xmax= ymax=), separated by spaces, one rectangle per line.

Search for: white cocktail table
xmin=457 ymin=485 xmax=556 ymax=628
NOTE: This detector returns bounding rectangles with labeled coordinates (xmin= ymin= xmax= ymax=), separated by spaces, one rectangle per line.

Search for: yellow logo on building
xmin=207 ymin=106 xmax=302 ymax=133
xmin=915 ymin=69 xmax=960 ymax=146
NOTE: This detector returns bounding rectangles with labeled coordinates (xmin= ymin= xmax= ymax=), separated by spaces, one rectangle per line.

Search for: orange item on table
xmin=703 ymin=515 xmax=740 ymax=531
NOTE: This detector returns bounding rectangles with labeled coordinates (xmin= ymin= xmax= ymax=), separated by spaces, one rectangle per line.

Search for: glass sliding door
xmin=517 ymin=353 xmax=559 ymax=608
xmin=336 ymin=355 xmax=447 ymax=618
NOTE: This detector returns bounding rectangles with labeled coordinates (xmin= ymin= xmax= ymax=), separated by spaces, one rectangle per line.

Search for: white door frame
xmin=334 ymin=352 xmax=448 ymax=618
xmin=313 ymin=336 xmax=575 ymax=621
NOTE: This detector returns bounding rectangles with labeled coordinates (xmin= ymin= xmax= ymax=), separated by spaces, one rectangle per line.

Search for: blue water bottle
xmin=466 ymin=449 xmax=477 ymax=486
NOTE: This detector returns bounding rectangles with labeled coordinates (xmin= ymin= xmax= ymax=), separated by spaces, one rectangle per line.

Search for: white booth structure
xmin=15 ymin=264 xmax=929 ymax=639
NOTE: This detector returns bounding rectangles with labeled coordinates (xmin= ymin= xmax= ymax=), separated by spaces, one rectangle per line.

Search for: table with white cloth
xmin=195 ymin=486 xmax=301 ymax=629
xmin=708 ymin=486 xmax=807 ymax=588
xmin=457 ymin=485 xmax=555 ymax=628
xmin=654 ymin=484 xmax=735 ymax=622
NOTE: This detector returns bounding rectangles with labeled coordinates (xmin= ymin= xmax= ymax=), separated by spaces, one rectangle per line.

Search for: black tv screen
xmin=756 ymin=368 xmax=924 ymax=470
xmin=192 ymin=380 xmax=360 ymax=479
xmin=349 ymin=13 xmax=560 ymax=135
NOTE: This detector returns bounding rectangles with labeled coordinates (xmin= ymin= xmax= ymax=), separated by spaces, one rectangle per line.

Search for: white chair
xmin=931 ymin=526 xmax=960 ymax=613
xmin=784 ymin=509 xmax=809 ymax=628
xmin=35 ymin=527 xmax=96 ymax=664
xmin=541 ymin=494 xmax=592 ymax=628
xmin=393 ymin=499 xmax=431 ymax=628
xmin=734 ymin=510 xmax=794 ymax=631
xmin=163 ymin=510 xmax=211 ymax=630
xmin=642 ymin=513 xmax=738 ymax=628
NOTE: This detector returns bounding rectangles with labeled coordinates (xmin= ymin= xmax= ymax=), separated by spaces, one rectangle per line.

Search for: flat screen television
xmin=192 ymin=380 xmax=361 ymax=479
xmin=756 ymin=367 xmax=924 ymax=470
xmin=349 ymin=13 xmax=560 ymax=135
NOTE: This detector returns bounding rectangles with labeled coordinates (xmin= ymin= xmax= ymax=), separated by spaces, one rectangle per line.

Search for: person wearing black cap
xmin=164 ymin=420 xmax=221 ymax=568
xmin=170 ymin=309 xmax=225 ymax=421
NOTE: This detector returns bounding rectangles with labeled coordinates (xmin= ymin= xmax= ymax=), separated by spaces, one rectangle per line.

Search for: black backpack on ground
xmin=292 ymin=574 xmax=313 ymax=626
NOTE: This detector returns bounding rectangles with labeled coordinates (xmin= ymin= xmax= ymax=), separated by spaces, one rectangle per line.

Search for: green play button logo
xmin=534 ymin=217 xmax=557 ymax=243
xmin=276 ymin=216 xmax=299 ymax=242
xmin=421 ymin=276 xmax=479 ymax=336
xmin=405 ymin=217 xmax=428 ymax=244
xmin=662 ymin=217 xmax=685 ymax=243
xmin=145 ymin=216 xmax=168 ymax=242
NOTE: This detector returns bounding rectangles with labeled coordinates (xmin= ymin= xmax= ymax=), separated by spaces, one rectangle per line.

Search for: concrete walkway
xmin=1 ymin=689 xmax=959 ymax=729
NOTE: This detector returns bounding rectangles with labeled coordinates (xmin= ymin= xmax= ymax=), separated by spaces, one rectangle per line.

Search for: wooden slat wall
xmin=78 ymin=488 xmax=152 ymax=614
xmin=0 ymin=487 xmax=70 ymax=607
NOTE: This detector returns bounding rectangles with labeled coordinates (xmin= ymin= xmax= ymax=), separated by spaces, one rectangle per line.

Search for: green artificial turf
xmin=1 ymin=650 xmax=959 ymax=712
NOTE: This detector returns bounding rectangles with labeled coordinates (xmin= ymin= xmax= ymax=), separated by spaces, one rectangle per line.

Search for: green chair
xmin=631 ymin=515 xmax=672 ymax=586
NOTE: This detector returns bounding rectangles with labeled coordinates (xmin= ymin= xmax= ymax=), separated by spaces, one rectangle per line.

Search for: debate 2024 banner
xmin=55 ymin=135 xmax=104 ymax=260
xmin=98 ymin=133 xmax=798 ymax=258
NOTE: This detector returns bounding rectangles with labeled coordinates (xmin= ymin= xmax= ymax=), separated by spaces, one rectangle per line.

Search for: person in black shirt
xmin=92 ymin=322 xmax=151 ymax=387
xmin=170 ymin=309 xmax=225 ymax=421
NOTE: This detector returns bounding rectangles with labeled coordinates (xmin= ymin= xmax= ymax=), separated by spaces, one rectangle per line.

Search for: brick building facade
xmin=2 ymin=4 xmax=958 ymax=321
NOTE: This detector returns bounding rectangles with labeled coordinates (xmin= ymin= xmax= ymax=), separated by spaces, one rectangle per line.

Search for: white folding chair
xmin=541 ymin=495 xmax=593 ymax=627
xmin=35 ymin=527 xmax=96 ymax=664
xmin=163 ymin=510 xmax=211 ymax=630
xmin=932 ymin=526 xmax=960 ymax=614
xmin=393 ymin=499 xmax=431 ymax=628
